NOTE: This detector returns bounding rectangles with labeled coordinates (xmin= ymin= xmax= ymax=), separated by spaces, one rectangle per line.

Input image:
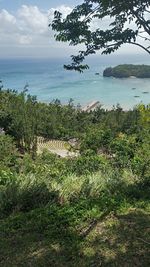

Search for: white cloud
xmin=19 ymin=35 xmax=33 ymax=45
xmin=0 ymin=9 xmax=17 ymax=33
xmin=18 ymin=5 xmax=48 ymax=34
xmin=49 ymin=5 xmax=72 ymax=19
xmin=0 ymin=4 xmax=147 ymax=57
xmin=0 ymin=4 xmax=72 ymax=49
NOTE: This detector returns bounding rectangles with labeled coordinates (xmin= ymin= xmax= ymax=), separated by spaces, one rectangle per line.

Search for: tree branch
xmin=145 ymin=9 xmax=150 ymax=14
xmin=127 ymin=41 xmax=150 ymax=54
xmin=132 ymin=10 xmax=150 ymax=35
xmin=83 ymin=4 xmax=101 ymax=23
xmin=138 ymin=34 xmax=150 ymax=41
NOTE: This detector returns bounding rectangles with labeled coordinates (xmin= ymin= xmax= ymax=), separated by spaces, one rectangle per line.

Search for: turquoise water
xmin=0 ymin=56 xmax=150 ymax=109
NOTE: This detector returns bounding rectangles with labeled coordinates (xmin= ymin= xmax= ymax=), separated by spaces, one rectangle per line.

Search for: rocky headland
xmin=103 ymin=64 xmax=150 ymax=78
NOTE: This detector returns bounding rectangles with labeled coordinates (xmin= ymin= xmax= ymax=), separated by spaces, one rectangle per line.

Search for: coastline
xmin=0 ymin=58 xmax=150 ymax=110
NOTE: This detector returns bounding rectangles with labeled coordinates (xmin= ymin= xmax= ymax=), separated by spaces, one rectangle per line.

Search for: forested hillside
xmin=0 ymin=89 xmax=150 ymax=266
xmin=103 ymin=65 xmax=150 ymax=78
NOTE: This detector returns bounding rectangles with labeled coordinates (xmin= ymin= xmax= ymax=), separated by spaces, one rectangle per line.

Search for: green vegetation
xmin=0 ymin=89 xmax=150 ymax=266
xmin=103 ymin=64 xmax=150 ymax=78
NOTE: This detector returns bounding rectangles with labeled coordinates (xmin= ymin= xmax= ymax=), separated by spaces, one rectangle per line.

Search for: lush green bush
xmin=0 ymin=157 xmax=139 ymax=218
xmin=0 ymin=134 xmax=19 ymax=169
xmin=0 ymin=89 xmax=149 ymax=225
xmin=0 ymin=170 xmax=57 ymax=218
xmin=80 ymin=128 xmax=113 ymax=154
xmin=110 ymin=133 xmax=137 ymax=168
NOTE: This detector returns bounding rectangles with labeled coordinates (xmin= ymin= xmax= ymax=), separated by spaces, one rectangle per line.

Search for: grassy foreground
xmin=0 ymin=201 xmax=150 ymax=267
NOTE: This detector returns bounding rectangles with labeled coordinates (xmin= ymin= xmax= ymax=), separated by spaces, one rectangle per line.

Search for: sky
xmin=0 ymin=0 xmax=148 ymax=58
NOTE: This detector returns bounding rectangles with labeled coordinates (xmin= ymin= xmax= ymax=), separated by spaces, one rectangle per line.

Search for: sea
xmin=0 ymin=55 xmax=150 ymax=110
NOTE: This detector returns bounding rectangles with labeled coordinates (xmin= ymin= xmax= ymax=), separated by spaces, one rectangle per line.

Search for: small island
xmin=103 ymin=64 xmax=150 ymax=78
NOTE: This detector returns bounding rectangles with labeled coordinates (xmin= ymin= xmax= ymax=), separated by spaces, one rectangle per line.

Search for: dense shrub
xmin=0 ymin=134 xmax=19 ymax=169
xmin=0 ymin=89 xmax=149 ymax=223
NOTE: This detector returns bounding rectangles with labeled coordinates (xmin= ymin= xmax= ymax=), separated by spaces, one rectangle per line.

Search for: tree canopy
xmin=51 ymin=0 xmax=150 ymax=71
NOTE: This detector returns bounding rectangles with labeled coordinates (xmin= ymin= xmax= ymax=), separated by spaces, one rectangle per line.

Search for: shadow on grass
xmin=83 ymin=209 xmax=150 ymax=266
xmin=0 ymin=204 xmax=150 ymax=267
xmin=0 ymin=204 xmax=85 ymax=267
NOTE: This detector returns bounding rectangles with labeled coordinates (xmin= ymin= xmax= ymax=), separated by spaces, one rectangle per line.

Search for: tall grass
xmin=0 ymin=165 xmax=139 ymax=218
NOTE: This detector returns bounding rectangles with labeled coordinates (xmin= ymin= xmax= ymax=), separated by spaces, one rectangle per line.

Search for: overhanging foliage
xmin=51 ymin=0 xmax=150 ymax=71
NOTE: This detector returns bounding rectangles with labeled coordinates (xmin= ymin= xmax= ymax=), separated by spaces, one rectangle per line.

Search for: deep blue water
xmin=0 ymin=56 xmax=150 ymax=109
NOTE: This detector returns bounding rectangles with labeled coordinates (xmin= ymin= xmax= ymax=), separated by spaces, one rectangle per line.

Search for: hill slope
xmin=103 ymin=64 xmax=150 ymax=78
